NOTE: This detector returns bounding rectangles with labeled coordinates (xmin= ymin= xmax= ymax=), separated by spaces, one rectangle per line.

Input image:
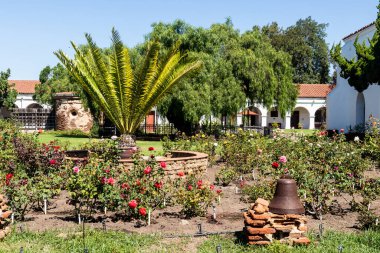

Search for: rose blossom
xmin=107 ymin=177 xmax=115 ymax=185
xmin=111 ymin=135 xmax=118 ymax=140
xmin=340 ymin=128 xmax=345 ymax=133
xmin=279 ymin=156 xmax=287 ymax=163
xmin=143 ymin=166 xmax=152 ymax=174
xmin=121 ymin=183 xmax=130 ymax=190
xmin=128 ymin=200 xmax=137 ymax=209
xmin=49 ymin=159 xmax=57 ymax=165
xmin=354 ymin=136 xmax=360 ymax=142
xmin=272 ymin=162 xmax=279 ymax=168
xmin=154 ymin=182 xmax=162 ymax=189
xmin=197 ymin=180 xmax=203 ymax=188
xmin=160 ymin=161 xmax=166 ymax=168
xmin=139 ymin=207 xmax=147 ymax=216
xmin=177 ymin=171 xmax=185 ymax=177
xmin=148 ymin=147 xmax=154 ymax=151
xmin=210 ymin=185 xmax=215 ymax=190
xmin=73 ymin=166 xmax=80 ymax=174
xmin=216 ymin=189 xmax=222 ymax=194
xmin=187 ymin=185 xmax=193 ymax=191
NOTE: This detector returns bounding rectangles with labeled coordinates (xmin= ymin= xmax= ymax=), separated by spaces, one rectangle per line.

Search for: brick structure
xmin=120 ymin=151 xmax=208 ymax=178
xmin=54 ymin=92 xmax=93 ymax=133
xmin=0 ymin=195 xmax=12 ymax=240
xmin=243 ymin=198 xmax=310 ymax=246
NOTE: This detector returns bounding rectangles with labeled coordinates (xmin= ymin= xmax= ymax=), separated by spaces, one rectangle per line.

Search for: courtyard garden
xmin=0 ymin=116 xmax=379 ymax=252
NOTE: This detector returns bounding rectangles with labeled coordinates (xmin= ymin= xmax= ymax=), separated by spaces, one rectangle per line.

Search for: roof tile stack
xmin=243 ymin=198 xmax=310 ymax=246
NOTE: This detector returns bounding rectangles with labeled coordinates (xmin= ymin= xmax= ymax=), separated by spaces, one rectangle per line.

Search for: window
xmin=270 ymin=110 xmax=278 ymax=117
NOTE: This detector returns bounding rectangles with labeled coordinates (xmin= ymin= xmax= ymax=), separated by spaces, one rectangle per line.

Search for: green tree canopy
xmin=55 ymin=28 xmax=201 ymax=136
xmin=0 ymin=69 xmax=17 ymax=109
xmin=143 ymin=19 xmax=297 ymax=132
xmin=331 ymin=3 xmax=380 ymax=92
xmin=262 ymin=17 xmax=330 ymax=84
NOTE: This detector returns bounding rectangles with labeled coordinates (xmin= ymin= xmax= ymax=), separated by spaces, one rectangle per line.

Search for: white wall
xmin=14 ymin=94 xmax=49 ymax=109
xmin=327 ymin=24 xmax=379 ymax=131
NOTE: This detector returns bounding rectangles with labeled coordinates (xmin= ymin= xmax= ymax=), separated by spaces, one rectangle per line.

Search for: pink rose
xmin=279 ymin=156 xmax=287 ymax=163
xmin=49 ymin=159 xmax=57 ymax=165
xmin=160 ymin=161 xmax=166 ymax=168
xmin=143 ymin=166 xmax=152 ymax=175
xmin=73 ymin=166 xmax=80 ymax=174
xmin=107 ymin=177 xmax=115 ymax=185
xmin=128 ymin=200 xmax=137 ymax=209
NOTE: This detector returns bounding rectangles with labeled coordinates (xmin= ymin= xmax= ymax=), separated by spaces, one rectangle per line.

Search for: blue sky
xmin=0 ymin=0 xmax=378 ymax=79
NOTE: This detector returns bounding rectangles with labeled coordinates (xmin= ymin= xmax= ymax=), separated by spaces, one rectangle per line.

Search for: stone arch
xmin=356 ymin=92 xmax=365 ymax=126
xmin=291 ymin=107 xmax=310 ymax=129
xmin=314 ymin=107 xmax=326 ymax=129
xmin=26 ymin=103 xmax=43 ymax=109
xmin=246 ymin=106 xmax=262 ymax=126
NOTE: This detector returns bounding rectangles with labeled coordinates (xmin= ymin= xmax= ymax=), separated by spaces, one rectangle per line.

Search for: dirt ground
xmin=20 ymin=165 xmax=380 ymax=237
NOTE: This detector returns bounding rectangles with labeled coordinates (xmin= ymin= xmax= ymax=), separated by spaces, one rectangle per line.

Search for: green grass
xmin=36 ymin=131 xmax=163 ymax=154
xmin=1 ymin=229 xmax=380 ymax=253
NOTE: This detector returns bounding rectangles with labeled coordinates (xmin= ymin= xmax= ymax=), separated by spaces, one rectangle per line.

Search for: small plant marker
xmin=78 ymin=213 xmax=81 ymax=224
xmin=216 ymin=245 xmax=222 ymax=253
xmin=319 ymin=223 xmax=324 ymax=238
xmin=376 ymin=218 xmax=379 ymax=226
xmin=104 ymin=206 xmax=107 ymax=215
xmin=368 ymin=203 xmax=371 ymax=211
xmin=20 ymin=247 xmax=24 ymax=253
xmin=212 ymin=205 xmax=216 ymax=220
xmin=43 ymin=198 xmax=47 ymax=215
xmin=148 ymin=209 xmax=151 ymax=226
xmin=251 ymin=169 xmax=256 ymax=180
xmin=163 ymin=197 xmax=166 ymax=207
xmin=218 ymin=195 xmax=221 ymax=204
xmin=197 ymin=223 xmax=203 ymax=235
xmin=338 ymin=245 xmax=344 ymax=253
xmin=102 ymin=220 xmax=106 ymax=231
xmin=11 ymin=213 xmax=14 ymax=224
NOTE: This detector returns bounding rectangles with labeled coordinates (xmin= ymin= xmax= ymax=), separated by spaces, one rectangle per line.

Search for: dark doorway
xmin=291 ymin=111 xmax=300 ymax=129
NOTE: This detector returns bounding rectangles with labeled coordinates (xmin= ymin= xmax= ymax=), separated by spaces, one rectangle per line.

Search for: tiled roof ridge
xmin=342 ymin=22 xmax=376 ymax=41
xmin=297 ymin=83 xmax=334 ymax=98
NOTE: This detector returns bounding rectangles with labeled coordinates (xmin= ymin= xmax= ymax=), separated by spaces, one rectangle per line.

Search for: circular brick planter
xmin=120 ymin=151 xmax=208 ymax=178
xmin=65 ymin=150 xmax=208 ymax=177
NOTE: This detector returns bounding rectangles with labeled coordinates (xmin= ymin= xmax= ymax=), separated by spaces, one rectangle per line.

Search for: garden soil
xmin=21 ymin=165 xmax=380 ymax=240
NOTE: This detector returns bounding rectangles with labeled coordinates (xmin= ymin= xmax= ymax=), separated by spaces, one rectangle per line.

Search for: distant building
xmin=8 ymin=80 xmax=48 ymax=109
xmin=237 ymin=84 xmax=333 ymax=129
xmin=327 ymin=22 xmax=380 ymax=131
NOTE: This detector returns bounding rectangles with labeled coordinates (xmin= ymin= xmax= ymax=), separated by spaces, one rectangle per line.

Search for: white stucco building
xmin=8 ymin=80 xmax=48 ymax=109
xmin=327 ymin=23 xmax=380 ymax=131
xmin=236 ymin=84 xmax=332 ymax=129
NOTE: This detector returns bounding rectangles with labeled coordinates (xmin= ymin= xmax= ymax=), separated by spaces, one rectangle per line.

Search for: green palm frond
xmin=55 ymin=29 xmax=202 ymax=135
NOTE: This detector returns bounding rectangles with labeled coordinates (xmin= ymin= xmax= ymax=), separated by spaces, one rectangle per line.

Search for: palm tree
xmin=55 ymin=28 xmax=202 ymax=147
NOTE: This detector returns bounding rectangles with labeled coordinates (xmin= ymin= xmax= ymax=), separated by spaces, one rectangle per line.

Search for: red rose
xmin=101 ymin=177 xmax=107 ymax=184
xmin=135 ymin=179 xmax=141 ymax=186
xmin=128 ymin=200 xmax=138 ymax=209
xmin=148 ymin=147 xmax=154 ymax=151
xmin=187 ymin=185 xmax=193 ymax=191
xmin=272 ymin=162 xmax=279 ymax=168
xmin=197 ymin=180 xmax=203 ymax=189
xmin=38 ymin=129 xmax=43 ymax=134
xmin=121 ymin=183 xmax=130 ymax=190
xmin=107 ymin=177 xmax=115 ymax=185
xmin=210 ymin=185 xmax=215 ymax=190
xmin=150 ymin=154 xmax=155 ymax=159
xmin=160 ymin=161 xmax=166 ymax=168
xmin=177 ymin=171 xmax=185 ymax=177
xmin=154 ymin=182 xmax=162 ymax=189
xmin=53 ymin=146 xmax=60 ymax=151
xmin=216 ymin=189 xmax=222 ymax=194
xmin=104 ymin=169 xmax=110 ymax=173
xmin=139 ymin=207 xmax=147 ymax=216
xmin=49 ymin=159 xmax=57 ymax=165
xmin=5 ymin=173 xmax=13 ymax=186
xmin=143 ymin=166 xmax=152 ymax=175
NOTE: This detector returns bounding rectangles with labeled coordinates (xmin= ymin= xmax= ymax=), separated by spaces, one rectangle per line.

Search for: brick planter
xmin=66 ymin=150 xmax=208 ymax=178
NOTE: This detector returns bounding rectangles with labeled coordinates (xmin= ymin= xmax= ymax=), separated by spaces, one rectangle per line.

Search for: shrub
xmin=215 ymin=166 xmax=237 ymax=186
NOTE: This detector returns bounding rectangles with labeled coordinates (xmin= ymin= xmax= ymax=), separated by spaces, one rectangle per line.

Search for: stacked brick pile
xmin=0 ymin=194 xmax=12 ymax=239
xmin=243 ymin=198 xmax=310 ymax=246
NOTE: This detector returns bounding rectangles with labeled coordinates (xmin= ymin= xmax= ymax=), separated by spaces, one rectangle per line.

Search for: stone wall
xmin=120 ymin=151 xmax=208 ymax=178
xmin=54 ymin=92 xmax=93 ymax=133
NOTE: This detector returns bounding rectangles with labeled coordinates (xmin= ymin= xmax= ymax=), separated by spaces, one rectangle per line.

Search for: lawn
xmin=1 ymin=229 xmax=379 ymax=253
xmin=36 ymin=131 xmax=163 ymax=154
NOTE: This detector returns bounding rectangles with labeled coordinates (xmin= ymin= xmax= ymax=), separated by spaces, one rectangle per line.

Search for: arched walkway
xmin=314 ymin=107 xmax=326 ymax=129
xmin=291 ymin=107 xmax=310 ymax=129
xmin=246 ymin=106 xmax=262 ymax=126
xmin=356 ymin=92 xmax=365 ymax=126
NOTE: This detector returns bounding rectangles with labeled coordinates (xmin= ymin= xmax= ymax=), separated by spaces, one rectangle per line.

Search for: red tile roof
xmin=298 ymin=84 xmax=333 ymax=98
xmin=342 ymin=22 xmax=375 ymax=41
xmin=8 ymin=80 xmax=39 ymax=94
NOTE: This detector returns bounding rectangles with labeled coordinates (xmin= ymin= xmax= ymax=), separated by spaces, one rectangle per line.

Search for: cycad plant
xmin=55 ymin=28 xmax=201 ymax=146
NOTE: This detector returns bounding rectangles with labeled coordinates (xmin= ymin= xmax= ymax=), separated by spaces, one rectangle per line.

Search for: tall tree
xmin=0 ymin=69 xmax=17 ymax=109
xmin=331 ymin=2 xmax=380 ymax=92
xmin=262 ymin=17 xmax=330 ymax=84
xmin=55 ymin=28 xmax=201 ymax=142
xmin=144 ymin=20 xmax=297 ymax=132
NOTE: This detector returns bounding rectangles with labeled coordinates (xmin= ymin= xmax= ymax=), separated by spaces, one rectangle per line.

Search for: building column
xmin=309 ymin=116 xmax=315 ymax=129
xmin=285 ymin=113 xmax=291 ymax=129
xmin=261 ymin=115 xmax=267 ymax=127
